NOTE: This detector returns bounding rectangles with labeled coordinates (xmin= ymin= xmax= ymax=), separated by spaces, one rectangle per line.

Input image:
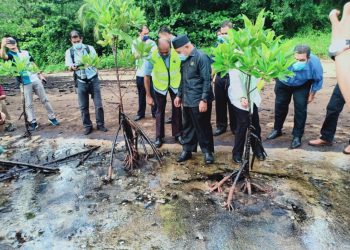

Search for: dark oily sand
xmin=0 ymin=136 xmax=349 ymax=249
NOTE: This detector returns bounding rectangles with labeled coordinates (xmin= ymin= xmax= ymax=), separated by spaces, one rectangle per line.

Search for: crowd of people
xmin=0 ymin=2 xmax=349 ymax=163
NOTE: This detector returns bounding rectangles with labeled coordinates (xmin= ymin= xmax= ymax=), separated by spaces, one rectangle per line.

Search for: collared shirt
xmin=65 ymin=44 xmax=98 ymax=80
xmin=228 ymin=69 xmax=261 ymax=111
xmin=131 ymin=38 xmax=157 ymax=77
xmin=144 ymin=53 xmax=178 ymax=95
xmin=282 ymin=54 xmax=323 ymax=93
xmin=177 ymin=48 xmax=214 ymax=107
xmin=7 ymin=50 xmax=40 ymax=84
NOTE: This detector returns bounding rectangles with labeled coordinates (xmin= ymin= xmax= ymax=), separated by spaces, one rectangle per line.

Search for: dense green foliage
xmin=0 ymin=0 xmax=345 ymax=71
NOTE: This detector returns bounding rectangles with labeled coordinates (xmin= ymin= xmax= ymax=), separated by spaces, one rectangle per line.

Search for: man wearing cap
xmin=144 ymin=39 xmax=183 ymax=148
xmin=0 ymin=36 xmax=59 ymax=131
xmin=173 ymin=35 xmax=215 ymax=164
xmin=267 ymin=45 xmax=323 ymax=149
xmin=65 ymin=30 xmax=107 ymax=135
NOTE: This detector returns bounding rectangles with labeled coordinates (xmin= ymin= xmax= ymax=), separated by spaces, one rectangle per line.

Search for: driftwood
xmin=44 ymin=146 xmax=100 ymax=166
xmin=0 ymin=160 xmax=59 ymax=173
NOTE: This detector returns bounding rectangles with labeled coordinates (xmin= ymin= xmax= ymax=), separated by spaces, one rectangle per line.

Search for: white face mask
xmin=73 ymin=42 xmax=83 ymax=50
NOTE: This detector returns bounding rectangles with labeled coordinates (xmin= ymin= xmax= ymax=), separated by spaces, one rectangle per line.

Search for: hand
xmin=174 ymin=97 xmax=182 ymax=108
xmin=240 ymin=97 xmax=248 ymax=109
xmin=329 ymin=3 xmax=350 ymax=42
xmin=308 ymin=93 xmax=315 ymax=104
xmin=39 ymin=74 xmax=47 ymax=83
xmin=1 ymin=38 xmax=7 ymax=48
xmin=146 ymin=95 xmax=154 ymax=106
xmin=199 ymin=100 xmax=207 ymax=113
xmin=70 ymin=65 xmax=78 ymax=71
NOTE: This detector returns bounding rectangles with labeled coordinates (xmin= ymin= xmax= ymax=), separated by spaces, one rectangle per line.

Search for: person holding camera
xmin=65 ymin=30 xmax=107 ymax=135
xmin=0 ymin=36 xmax=59 ymax=131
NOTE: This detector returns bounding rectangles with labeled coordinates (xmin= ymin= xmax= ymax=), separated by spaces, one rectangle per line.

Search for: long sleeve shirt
xmin=282 ymin=54 xmax=323 ymax=93
xmin=177 ymin=48 xmax=214 ymax=107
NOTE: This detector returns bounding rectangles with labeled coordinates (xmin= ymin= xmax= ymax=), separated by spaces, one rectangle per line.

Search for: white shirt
xmin=228 ymin=69 xmax=261 ymax=111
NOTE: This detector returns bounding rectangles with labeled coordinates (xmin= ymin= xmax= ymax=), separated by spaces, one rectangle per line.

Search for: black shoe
xmin=166 ymin=117 xmax=172 ymax=124
xmin=134 ymin=115 xmax=145 ymax=121
xmin=255 ymin=153 xmax=266 ymax=161
xmin=97 ymin=125 xmax=108 ymax=132
xmin=291 ymin=137 xmax=302 ymax=149
xmin=267 ymin=130 xmax=282 ymax=140
xmin=204 ymin=152 xmax=214 ymax=164
xmin=232 ymin=154 xmax=242 ymax=164
xmin=213 ymin=128 xmax=226 ymax=136
xmin=154 ymin=138 xmax=164 ymax=148
xmin=84 ymin=127 xmax=93 ymax=135
xmin=176 ymin=151 xmax=192 ymax=162
xmin=175 ymin=136 xmax=184 ymax=145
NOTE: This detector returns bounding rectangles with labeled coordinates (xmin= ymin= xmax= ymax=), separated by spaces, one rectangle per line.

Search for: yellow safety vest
xmin=151 ymin=49 xmax=181 ymax=92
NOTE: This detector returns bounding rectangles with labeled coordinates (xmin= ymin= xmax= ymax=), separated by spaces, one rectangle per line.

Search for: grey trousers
xmin=77 ymin=76 xmax=105 ymax=128
xmin=22 ymin=80 xmax=56 ymax=123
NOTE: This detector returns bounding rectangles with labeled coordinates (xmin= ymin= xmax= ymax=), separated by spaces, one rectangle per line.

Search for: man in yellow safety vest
xmin=144 ymin=39 xmax=183 ymax=148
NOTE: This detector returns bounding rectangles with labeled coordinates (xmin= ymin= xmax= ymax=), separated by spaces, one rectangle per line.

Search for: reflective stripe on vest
xmin=151 ymin=49 xmax=181 ymax=92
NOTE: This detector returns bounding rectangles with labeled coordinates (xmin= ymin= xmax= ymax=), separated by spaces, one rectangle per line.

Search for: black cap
xmin=172 ymin=35 xmax=190 ymax=49
xmin=7 ymin=38 xmax=16 ymax=45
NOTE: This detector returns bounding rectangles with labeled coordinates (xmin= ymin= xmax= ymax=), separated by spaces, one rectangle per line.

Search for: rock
xmin=156 ymin=199 xmax=166 ymax=204
xmin=195 ymin=232 xmax=204 ymax=240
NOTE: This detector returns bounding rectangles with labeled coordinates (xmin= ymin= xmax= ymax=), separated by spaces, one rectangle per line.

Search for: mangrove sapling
xmin=211 ymin=10 xmax=295 ymax=210
xmin=78 ymin=0 xmax=162 ymax=179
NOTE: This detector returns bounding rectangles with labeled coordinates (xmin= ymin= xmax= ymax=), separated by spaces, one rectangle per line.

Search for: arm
xmin=308 ymin=56 xmax=324 ymax=103
xmin=0 ymin=38 xmax=9 ymax=60
xmin=329 ymin=3 xmax=350 ymax=106
xmin=0 ymin=95 xmax=6 ymax=100
xmin=65 ymin=49 xmax=77 ymax=71
xmin=198 ymin=54 xmax=212 ymax=112
xmin=174 ymin=66 xmax=183 ymax=108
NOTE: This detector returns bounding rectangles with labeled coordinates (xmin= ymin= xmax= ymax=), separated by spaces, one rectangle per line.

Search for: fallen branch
xmin=75 ymin=146 xmax=100 ymax=168
xmin=0 ymin=160 xmax=59 ymax=173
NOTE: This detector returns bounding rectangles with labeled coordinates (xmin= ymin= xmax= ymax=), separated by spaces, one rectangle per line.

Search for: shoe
xmin=175 ymin=136 xmax=184 ymax=145
xmin=84 ymin=127 xmax=93 ymax=135
xmin=290 ymin=137 xmax=302 ymax=149
xmin=176 ymin=151 xmax=192 ymax=162
xmin=154 ymin=138 xmax=164 ymax=148
xmin=204 ymin=152 xmax=214 ymax=164
xmin=48 ymin=118 xmax=60 ymax=126
xmin=232 ymin=154 xmax=242 ymax=164
xmin=255 ymin=153 xmax=266 ymax=161
xmin=134 ymin=115 xmax=145 ymax=121
xmin=213 ymin=128 xmax=226 ymax=136
xmin=267 ymin=130 xmax=282 ymax=140
xmin=5 ymin=123 xmax=15 ymax=132
xmin=308 ymin=138 xmax=332 ymax=147
xmin=97 ymin=125 xmax=108 ymax=132
xmin=166 ymin=117 xmax=172 ymax=124
xmin=28 ymin=122 xmax=38 ymax=131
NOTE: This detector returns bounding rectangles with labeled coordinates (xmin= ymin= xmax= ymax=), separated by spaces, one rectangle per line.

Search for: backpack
xmin=70 ymin=45 xmax=91 ymax=83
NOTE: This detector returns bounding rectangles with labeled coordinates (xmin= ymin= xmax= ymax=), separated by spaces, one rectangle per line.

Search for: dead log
xmin=0 ymin=160 xmax=58 ymax=173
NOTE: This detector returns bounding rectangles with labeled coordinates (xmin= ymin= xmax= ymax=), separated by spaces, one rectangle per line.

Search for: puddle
xmin=0 ymin=136 xmax=350 ymax=249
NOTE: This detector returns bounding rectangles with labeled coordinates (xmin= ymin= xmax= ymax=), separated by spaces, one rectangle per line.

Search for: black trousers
xmin=232 ymin=104 xmax=262 ymax=157
xmin=154 ymin=89 xmax=182 ymax=139
xmin=320 ymin=84 xmax=346 ymax=142
xmin=182 ymin=103 xmax=214 ymax=153
xmin=214 ymin=74 xmax=236 ymax=132
xmin=136 ymin=76 xmax=157 ymax=117
xmin=274 ymin=80 xmax=311 ymax=138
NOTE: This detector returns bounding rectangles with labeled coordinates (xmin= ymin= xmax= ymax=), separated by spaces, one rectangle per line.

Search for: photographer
xmin=65 ymin=30 xmax=107 ymax=135
xmin=0 ymin=36 xmax=59 ymax=131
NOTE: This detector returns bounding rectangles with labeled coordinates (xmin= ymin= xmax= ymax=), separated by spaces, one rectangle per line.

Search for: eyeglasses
xmin=71 ymin=35 xmax=80 ymax=39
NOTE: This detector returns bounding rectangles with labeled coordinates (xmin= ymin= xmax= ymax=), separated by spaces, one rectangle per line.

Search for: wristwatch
xmin=328 ymin=40 xmax=350 ymax=60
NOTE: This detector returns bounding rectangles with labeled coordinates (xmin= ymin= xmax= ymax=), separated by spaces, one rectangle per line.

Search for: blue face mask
xmin=217 ymin=36 xmax=225 ymax=44
xmin=73 ymin=42 xmax=83 ymax=50
xmin=292 ymin=61 xmax=307 ymax=71
xmin=142 ymin=35 xmax=149 ymax=42
xmin=179 ymin=54 xmax=188 ymax=61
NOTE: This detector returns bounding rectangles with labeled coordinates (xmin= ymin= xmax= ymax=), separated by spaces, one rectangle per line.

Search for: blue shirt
xmin=282 ymin=54 xmax=323 ymax=93
xmin=144 ymin=53 xmax=178 ymax=95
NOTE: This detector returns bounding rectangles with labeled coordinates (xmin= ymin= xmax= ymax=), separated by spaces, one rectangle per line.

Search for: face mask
xmin=73 ymin=42 xmax=83 ymax=50
xmin=142 ymin=35 xmax=149 ymax=42
xmin=292 ymin=61 xmax=307 ymax=71
xmin=217 ymin=36 xmax=225 ymax=44
xmin=179 ymin=54 xmax=188 ymax=61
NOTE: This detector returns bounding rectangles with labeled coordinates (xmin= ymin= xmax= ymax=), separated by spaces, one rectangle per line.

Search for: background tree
xmin=210 ymin=10 xmax=295 ymax=210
